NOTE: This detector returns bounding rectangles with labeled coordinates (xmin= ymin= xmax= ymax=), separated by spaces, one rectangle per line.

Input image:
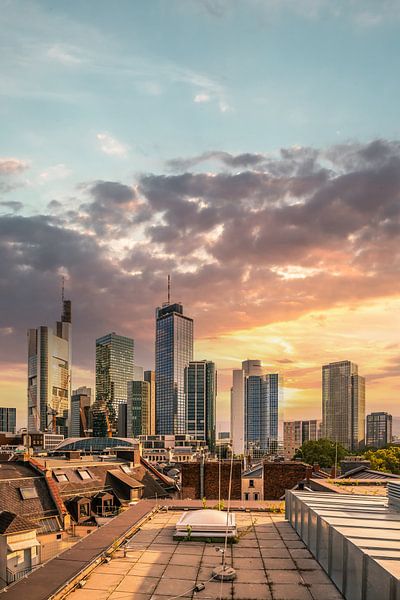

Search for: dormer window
xmin=77 ymin=470 xmax=91 ymax=480
xmin=55 ymin=473 xmax=68 ymax=482
xmin=120 ymin=465 xmax=131 ymax=474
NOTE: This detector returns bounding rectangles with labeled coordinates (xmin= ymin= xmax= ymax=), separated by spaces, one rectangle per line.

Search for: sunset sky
xmin=1 ymin=0 xmax=399 ymax=431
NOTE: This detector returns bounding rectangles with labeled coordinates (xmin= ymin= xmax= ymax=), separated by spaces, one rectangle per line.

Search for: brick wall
xmin=115 ymin=446 xmax=141 ymax=466
xmin=263 ymin=462 xmax=311 ymax=500
xmin=181 ymin=461 xmax=242 ymax=500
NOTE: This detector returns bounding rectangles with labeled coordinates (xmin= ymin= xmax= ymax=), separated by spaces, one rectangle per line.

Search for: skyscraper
xmin=0 ymin=407 xmax=16 ymax=433
xmin=144 ymin=370 xmax=156 ymax=435
xmin=322 ymin=360 xmax=365 ymax=451
xmin=27 ymin=300 xmax=72 ymax=433
xmin=366 ymin=412 xmax=392 ymax=448
xmin=155 ymin=302 xmax=193 ymax=434
xmin=231 ymin=360 xmax=263 ymax=456
xmin=70 ymin=387 xmax=91 ymax=437
xmin=127 ymin=380 xmax=150 ymax=437
xmin=185 ymin=360 xmax=217 ymax=451
xmin=95 ymin=332 xmax=134 ymax=434
xmin=231 ymin=361 xmax=280 ymax=458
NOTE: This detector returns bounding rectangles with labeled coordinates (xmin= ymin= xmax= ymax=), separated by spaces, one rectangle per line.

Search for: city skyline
xmin=1 ymin=1 xmax=400 ymax=429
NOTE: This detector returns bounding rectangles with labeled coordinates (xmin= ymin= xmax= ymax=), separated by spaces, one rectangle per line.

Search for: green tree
xmin=363 ymin=446 xmax=400 ymax=475
xmin=294 ymin=439 xmax=347 ymax=468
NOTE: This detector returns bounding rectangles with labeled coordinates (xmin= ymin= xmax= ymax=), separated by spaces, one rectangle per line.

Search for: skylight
xmin=19 ymin=487 xmax=38 ymax=500
xmin=77 ymin=470 xmax=91 ymax=480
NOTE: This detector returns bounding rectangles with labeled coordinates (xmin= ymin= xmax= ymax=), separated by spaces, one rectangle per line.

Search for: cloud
xmin=0 ymin=158 xmax=28 ymax=175
xmin=0 ymin=201 xmax=23 ymax=213
xmin=47 ymin=43 xmax=83 ymax=66
xmin=39 ymin=163 xmax=72 ymax=183
xmin=166 ymin=150 xmax=266 ymax=171
xmin=194 ymin=93 xmax=211 ymax=103
xmin=96 ymin=132 xmax=129 ymax=157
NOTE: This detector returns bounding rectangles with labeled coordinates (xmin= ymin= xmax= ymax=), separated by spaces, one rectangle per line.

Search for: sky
xmin=1 ymin=0 xmax=400 ymax=431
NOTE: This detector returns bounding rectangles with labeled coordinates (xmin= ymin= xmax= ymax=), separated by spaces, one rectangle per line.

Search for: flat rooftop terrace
xmin=63 ymin=509 xmax=343 ymax=600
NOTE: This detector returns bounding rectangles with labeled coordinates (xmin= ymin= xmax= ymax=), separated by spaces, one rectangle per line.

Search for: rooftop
xmin=2 ymin=501 xmax=344 ymax=600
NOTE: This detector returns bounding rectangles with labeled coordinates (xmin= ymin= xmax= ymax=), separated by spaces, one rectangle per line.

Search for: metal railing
xmin=6 ymin=565 xmax=34 ymax=584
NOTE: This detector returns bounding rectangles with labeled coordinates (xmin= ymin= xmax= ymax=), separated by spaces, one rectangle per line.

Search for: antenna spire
xmin=167 ymin=274 xmax=171 ymax=305
xmin=61 ymin=276 xmax=65 ymax=303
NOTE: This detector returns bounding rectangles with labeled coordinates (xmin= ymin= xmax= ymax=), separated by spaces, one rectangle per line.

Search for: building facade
xmin=283 ymin=419 xmax=321 ymax=460
xmin=144 ymin=370 xmax=156 ymax=435
xmin=366 ymin=412 xmax=392 ymax=448
xmin=95 ymin=333 xmax=134 ymax=434
xmin=245 ymin=372 xmax=280 ymax=458
xmin=70 ymin=387 xmax=91 ymax=437
xmin=27 ymin=300 xmax=72 ymax=434
xmin=231 ymin=360 xmax=263 ymax=456
xmin=185 ymin=360 xmax=217 ymax=451
xmin=322 ymin=360 xmax=365 ymax=451
xmin=0 ymin=407 xmax=16 ymax=434
xmin=155 ymin=303 xmax=193 ymax=435
xmin=127 ymin=380 xmax=152 ymax=437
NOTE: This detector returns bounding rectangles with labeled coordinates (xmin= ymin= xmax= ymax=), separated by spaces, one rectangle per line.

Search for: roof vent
xmin=174 ymin=510 xmax=236 ymax=541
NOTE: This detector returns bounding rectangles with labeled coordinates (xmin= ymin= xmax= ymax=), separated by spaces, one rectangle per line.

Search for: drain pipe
xmin=200 ymin=454 xmax=205 ymax=500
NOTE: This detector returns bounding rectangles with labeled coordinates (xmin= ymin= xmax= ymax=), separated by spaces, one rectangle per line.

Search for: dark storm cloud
xmin=0 ymin=200 xmax=23 ymax=212
xmin=1 ymin=139 xmax=400 ymax=371
xmin=166 ymin=151 xmax=266 ymax=171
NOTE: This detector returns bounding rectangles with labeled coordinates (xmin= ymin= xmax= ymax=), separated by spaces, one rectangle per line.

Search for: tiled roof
xmin=0 ymin=511 xmax=37 ymax=534
xmin=0 ymin=476 xmax=58 ymax=524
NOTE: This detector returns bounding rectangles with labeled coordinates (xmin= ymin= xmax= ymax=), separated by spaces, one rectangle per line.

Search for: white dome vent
xmin=174 ymin=509 xmax=237 ymax=541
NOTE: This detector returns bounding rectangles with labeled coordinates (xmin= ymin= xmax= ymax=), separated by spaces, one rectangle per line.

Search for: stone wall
xmin=181 ymin=461 xmax=242 ymax=500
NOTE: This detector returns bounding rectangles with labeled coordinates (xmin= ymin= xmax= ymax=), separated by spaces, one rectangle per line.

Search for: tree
xmin=294 ymin=439 xmax=347 ymax=468
xmin=363 ymin=446 xmax=400 ymax=475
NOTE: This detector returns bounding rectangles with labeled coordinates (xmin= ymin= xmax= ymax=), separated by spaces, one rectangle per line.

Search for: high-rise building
xmin=366 ymin=412 xmax=392 ymax=448
xmin=118 ymin=403 xmax=128 ymax=437
xmin=0 ymin=407 xmax=16 ymax=433
xmin=90 ymin=398 xmax=111 ymax=437
xmin=231 ymin=360 xmax=263 ymax=456
xmin=283 ymin=419 xmax=321 ymax=460
xmin=95 ymin=332 xmax=134 ymax=434
xmin=322 ymin=360 xmax=365 ymax=451
xmin=70 ymin=387 xmax=91 ymax=437
xmin=127 ymin=380 xmax=151 ymax=437
xmin=231 ymin=361 xmax=280 ymax=458
xmin=27 ymin=300 xmax=72 ymax=434
xmin=144 ymin=370 xmax=156 ymax=435
xmin=185 ymin=360 xmax=217 ymax=451
xmin=155 ymin=302 xmax=193 ymax=434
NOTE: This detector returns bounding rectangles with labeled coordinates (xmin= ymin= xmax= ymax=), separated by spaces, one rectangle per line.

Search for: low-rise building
xmin=242 ymin=463 xmax=263 ymax=501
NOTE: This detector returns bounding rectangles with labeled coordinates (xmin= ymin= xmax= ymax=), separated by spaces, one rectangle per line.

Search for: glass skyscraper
xmin=322 ymin=360 xmax=366 ymax=451
xmin=0 ymin=407 xmax=16 ymax=433
xmin=95 ymin=332 xmax=134 ymax=434
xmin=185 ymin=360 xmax=217 ymax=451
xmin=155 ymin=303 xmax=193 ymax=434
xmin=366 ymin=412 xmax=392 ymax=448
xmin=245 ymin=372 xmax=280 ymax=458
xmin=27 ymin=300 xmax=71 ymax=434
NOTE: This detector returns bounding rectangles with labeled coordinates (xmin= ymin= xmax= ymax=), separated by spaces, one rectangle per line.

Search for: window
xmin=19 ymin=487 xmax=38 ymax=499
xmin=56 ymin=533 xmax=62 ymax=540
xmin=254 ymin=493 xmax=259 ymax=501
xmin=249 ymin=479 xmax=254 ymax=488
xmin=31 ymin=546 xmax=38 ymax=558
xmin=77 ymin=470 xmax=91 ymax=480
xmin=120 ymin=465 xmax=131 ymax=474
xmin=79 ymin=503 xmax=90 ymax=517
xmin=244 ymin=492 xmax=249 ymax=501
xmin=55 ymin=473 xmax=68 ymax=482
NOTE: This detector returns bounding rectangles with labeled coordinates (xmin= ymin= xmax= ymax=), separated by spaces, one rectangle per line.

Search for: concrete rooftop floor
xmin=65 ymin=510 xmax=343 ymax=600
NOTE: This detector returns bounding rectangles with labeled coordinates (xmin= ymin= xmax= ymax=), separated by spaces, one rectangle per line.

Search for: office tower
xmin=283 ymin=419 xmax=321 ymax=460
xmin=70 ymin=387 xmax=91 ymax=437
xmin=185 ymin=360 xmax=217 ymax=451
xmin=118 ymin=403 xmax=128 ymax=437
xmin=366 ymin=412 xmax=392 ymax=448
xmin=144 ymin=370 xmax=156 ymax=435
xmin=27 ymin=299 xmax=72 ymax=433
xmin=231 ymin=360 xmax=263 ymax=456
xmin=0 ymin=407 xmax=16 ymax=433
xmin=90 ymin=398 xmax=111 ymax=437
xmin=134 ymin=366 xmax=144 ymax=381
xmin=95 ymin=332 xmax=134 ymax=434
xmin=322 ymin=360 xmax=365 ymax=451
xmin=155 ymin=302 xmax=193 ymax=434
xmin=127 ymin=380 xmax=151 ymax=437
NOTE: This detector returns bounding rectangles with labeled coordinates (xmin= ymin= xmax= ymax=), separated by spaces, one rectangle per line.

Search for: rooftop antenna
xmin=167 ymin=274 xmax=171 ymax=305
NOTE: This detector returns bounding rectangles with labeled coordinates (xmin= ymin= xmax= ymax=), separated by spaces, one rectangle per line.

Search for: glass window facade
xmin=185 ymin=360 xmax=217 ymax=451
xmin=95 ymin=332 xmax=134 ymax=433
xmin=322 ymin=361 xmax=365 ymax=450
xmin=127 ymin=380 xmax=151 ymax=437
xmin=366 ymin=412 xmax=392 ymax=448
xmin=0 ymin=407 xmax=16 ymax=433
xmin=155 ymin=303 xmax=193 ymax=435
xmin=244 ymin=373 xmax=280 ymax=457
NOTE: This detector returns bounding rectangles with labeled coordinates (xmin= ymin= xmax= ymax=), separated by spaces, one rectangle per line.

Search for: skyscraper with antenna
xmin=155 ymin=275 xmax=193 ymax=434
xmin=27 ymin=281 xmax=72 ymax=434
